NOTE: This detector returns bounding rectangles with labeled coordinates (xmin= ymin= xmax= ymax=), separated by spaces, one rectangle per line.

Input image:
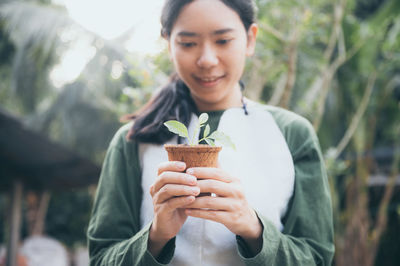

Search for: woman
xmin=87 ymin=0 xmax=335 ymax=265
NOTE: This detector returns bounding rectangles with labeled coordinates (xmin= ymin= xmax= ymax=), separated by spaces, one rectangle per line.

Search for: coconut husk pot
xmin=164 ymin=144 xmax=222 ymax=169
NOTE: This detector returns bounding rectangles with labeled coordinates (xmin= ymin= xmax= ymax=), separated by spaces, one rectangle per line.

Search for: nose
xmin=197 ymin=44 xmax=218 ymax=69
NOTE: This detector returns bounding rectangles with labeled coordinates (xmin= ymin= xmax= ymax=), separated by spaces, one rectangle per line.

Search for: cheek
xmin=223 ymin=43 xmax=247 ymax=67
xmin=225 ymin=53 xmax=246 ymax=75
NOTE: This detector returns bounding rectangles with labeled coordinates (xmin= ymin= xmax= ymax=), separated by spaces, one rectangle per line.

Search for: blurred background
xmin=0 ymin=0 xmax=399 ymax=265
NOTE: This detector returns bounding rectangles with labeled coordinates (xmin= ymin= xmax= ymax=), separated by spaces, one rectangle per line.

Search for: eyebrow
xmin=177 ymin=28 xmax=235 ymax=37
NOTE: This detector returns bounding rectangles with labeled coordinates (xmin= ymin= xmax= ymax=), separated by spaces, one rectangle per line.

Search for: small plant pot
xmin=164 ymin=144 xmax=222 ymax=169
xmin=164 ymin=144 xmax=222 ymax=197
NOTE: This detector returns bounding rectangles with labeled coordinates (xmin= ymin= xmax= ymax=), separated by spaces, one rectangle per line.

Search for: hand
xmin=184 ymin=167 xmax=263 ymax=254
xmin=148 ymin=161 xmax=200 ymax=257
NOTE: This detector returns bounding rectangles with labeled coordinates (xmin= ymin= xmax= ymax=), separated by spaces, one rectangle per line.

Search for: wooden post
xmin=6 ymin=179 xmax=23 ymax=266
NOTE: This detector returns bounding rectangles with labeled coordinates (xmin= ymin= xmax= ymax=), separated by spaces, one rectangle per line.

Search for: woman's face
xmin=168 ymin=0 xmax=257 ymax=111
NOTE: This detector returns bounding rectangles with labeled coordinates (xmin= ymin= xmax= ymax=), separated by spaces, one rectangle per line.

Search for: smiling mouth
xmin=193 ymin=75 xmax=225 ymax=86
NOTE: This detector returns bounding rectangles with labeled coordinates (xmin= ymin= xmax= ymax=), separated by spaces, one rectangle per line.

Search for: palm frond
xmin=0 ymin=1 xmax=72 ymax=55
xmin=0 ymin=1 xmax=80 ymax=112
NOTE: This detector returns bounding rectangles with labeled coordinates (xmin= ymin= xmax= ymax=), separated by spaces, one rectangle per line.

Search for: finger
xmin=186 ymin=196 xmax=237 ymax=211
xmin=157 ymin=161 xmax=186 ymax=175
xmin=153 ymin=171 xmax=197 ymax=193
xmin=186 ymin=167 xmax=235 ymax=183
xmin=196 ymin=179 xmax=237 ymax=197
xmin=162 ymin=196 xmax=196 ymax=212
xmin=150 ymin=185 xmax=155 ymax=197
xmin=185 ymin=208 xmax=227 ymax=224
xmin=154 ymin=184 xmax=200 ymax=204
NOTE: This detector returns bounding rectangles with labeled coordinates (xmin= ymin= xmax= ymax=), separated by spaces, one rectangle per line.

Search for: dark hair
xmin=126 ymin=0 xmax=256 ymax=144
xmin=124 ymin=74 xmax=197 ymax=143
xmin=161 ymin=0 xmax=257 ymax=38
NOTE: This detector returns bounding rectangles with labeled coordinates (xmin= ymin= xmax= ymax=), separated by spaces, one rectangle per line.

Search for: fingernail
xmin=186 ymin=168 xmax=194 ymax=174
xmin=186 ymin=175 xmax=197 ymax=184
xmin=187 ymin=196 xmax=195 ymax=201
xmin=190 ymin=187 xmax=200 ymax=195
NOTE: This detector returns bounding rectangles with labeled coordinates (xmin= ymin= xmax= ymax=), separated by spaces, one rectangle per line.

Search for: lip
xmin=193 ymin=75 xmax=225 ymax=88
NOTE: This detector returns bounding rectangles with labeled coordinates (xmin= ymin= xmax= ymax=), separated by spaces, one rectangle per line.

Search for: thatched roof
xmin=0 ymin=109 xmax=100 ymax=191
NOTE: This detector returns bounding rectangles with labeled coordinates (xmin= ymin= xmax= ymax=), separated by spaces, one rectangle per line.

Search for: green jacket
xmin=87 ymin=105 xmax=335 ymax=265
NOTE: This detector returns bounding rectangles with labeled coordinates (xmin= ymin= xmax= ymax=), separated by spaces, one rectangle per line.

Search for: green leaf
xmin=204 ymin=124 xmax=210 ymax=138
xmin=164 ymin=120 xmax=189 ymax=138
xmin=209 ymin=131 xmax=236 ymax=150
xmin=204 ymin=138 xmax=215 ymax=146
xmin=208 ymin=131 xmax=221 ymax=139
xmin=198 ymin=113 xmax=209 ymax=125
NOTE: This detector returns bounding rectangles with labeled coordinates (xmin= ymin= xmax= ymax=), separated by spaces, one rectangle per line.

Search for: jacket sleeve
xmin=237 ymin=114 xmax=335 ymax=265
xmin=87 ymin=128 xmax=175 ymax=266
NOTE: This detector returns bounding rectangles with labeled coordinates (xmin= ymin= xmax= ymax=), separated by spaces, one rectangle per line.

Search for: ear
xmin=245 ymin=23 xmax=258 ymax=57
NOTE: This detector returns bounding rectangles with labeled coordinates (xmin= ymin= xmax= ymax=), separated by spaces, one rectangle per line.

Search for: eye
xmin=178 ymin=42 xmax=196 ymax=48
xmin=216 ymin=39 xmax=232 ymax=45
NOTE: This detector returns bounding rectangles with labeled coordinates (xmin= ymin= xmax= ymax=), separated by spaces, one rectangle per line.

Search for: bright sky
xmin=50 ymin=0 xmax=164 ymax=87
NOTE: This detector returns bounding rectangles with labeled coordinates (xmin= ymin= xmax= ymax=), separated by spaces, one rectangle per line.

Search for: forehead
xmin=171 ymin=0 xmax=245 ymax=36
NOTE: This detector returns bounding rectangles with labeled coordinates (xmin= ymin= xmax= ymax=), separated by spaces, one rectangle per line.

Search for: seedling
xmin=164 ymin=113 xmax=236 ymax=149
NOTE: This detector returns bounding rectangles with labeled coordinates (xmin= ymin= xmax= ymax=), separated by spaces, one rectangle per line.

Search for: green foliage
xmin=150 ymin=47 xmax=173 ymax=76
xmin=164 ymin=120 xmax=189 ymax=139
xmin=0 ymin=23 xmax=14 ymax=65
xmin=45 ymin=189 xmax=92 ymax=247
xmin=164 ymin=113 xmax=236 ymax=149
xmin=249 ymin=1 xmax=400 ymax=264
xmin=0 ymin=195 xmax=6 ymax=244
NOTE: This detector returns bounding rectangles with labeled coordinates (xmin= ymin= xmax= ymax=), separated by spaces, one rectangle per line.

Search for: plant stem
xmin=190 ymin=125 xmax=200 ymax=145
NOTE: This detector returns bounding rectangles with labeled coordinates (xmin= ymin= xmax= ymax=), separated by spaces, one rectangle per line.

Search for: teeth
xmin=200 ymin=77 xmax=218 ymax=82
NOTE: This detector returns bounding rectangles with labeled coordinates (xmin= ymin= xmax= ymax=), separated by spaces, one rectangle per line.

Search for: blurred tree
xmin=0 ymin=0 xmax=70 ymax=114
xmin=249 ymin=0 xmax=400 ymax=265
xmin=0 ymin=0 xmax=165 ymax=248
xmin=0 ymin=0 xmax=163 ymax=158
